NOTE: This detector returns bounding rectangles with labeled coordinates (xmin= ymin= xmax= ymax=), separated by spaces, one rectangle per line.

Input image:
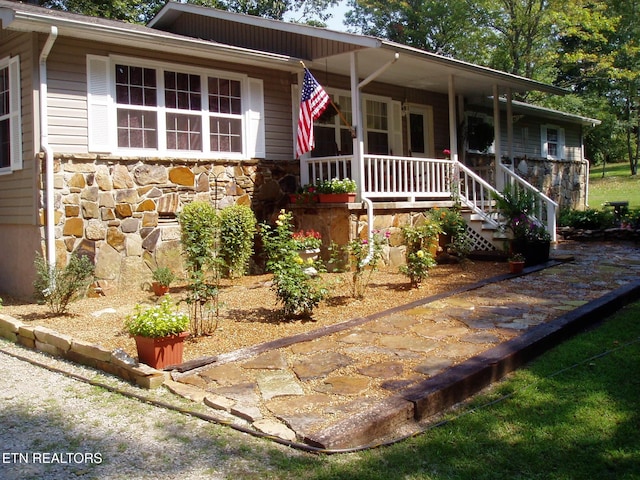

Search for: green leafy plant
xmin=151 ymin=266 xmax=175 ymax=287
xmin=509 ymin=253 xmax=526 ymax=262
xmin=428 ymin=207 xmax=471 ymax=257
xmin=124 ymin=295 xmax=189 ymax=338
xmin=33 ymin=254 xmax=95 ymax=315
xmin=218 ymin=204 xmax=257 ymax=279
xmin=400 ymin=220 xmax=441 ymax=287
xmin=558 ymin=208 xmax=616 ymax=230
xmin=261 ymin=210 xmax=327 ymax=318
xmin=315 ymin=177 xmax=357 ymax=194
xmin=178 ymin=201 xmax=220 ymax=336
xmin=348 ymin=229 xmax=389 ymax=298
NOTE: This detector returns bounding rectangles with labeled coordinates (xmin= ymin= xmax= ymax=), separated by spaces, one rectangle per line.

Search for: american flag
xmin=296 ymin=69 xmax=330 ymax=157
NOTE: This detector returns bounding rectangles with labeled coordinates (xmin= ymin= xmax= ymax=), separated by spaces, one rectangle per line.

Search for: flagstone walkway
xmin=166 ymin=240 xmax=640 ymax=451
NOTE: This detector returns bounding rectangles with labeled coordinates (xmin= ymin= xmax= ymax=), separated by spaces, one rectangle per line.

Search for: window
xmin=541 ymin=125 xmax=564 ymax=160
xmin=87 ymin=56 xmax=264 ymax=159
xmin=311 ymin=94 xmax=353 ymax=157
xmin=0 ymin=56 xmax=21 ymax=173
xmin=365 ymin=99 xmax=389 ymax=155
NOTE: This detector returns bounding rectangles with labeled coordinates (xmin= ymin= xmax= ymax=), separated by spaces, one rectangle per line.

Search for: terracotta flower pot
xmin=318 ymin=193 xmax=356 ymax=203
xmin=509 ymin=260 xmax=525 ymax=274
xmin=134 ymin=332 xmax=188 ymax=369
xmin=152 ymin=282 xmax=170 ymax=296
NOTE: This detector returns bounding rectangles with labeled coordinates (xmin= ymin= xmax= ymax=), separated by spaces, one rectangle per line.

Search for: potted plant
xmin=124 ymin=295 xmax=189 ymax=369
xmin=508 ymin=253 xmax=526 ymax=274
xmin=494 ymin=186 xmax=551 ymax=266
xmin=289 ymin=184 xmax=319 ymax=204
xmin=151 ymin=266 xmax=175 ymax=296
xmin=315 ymin=178 xmax=357 ymax=203
xmin=292 ymin=229 xmax=322 ymax=263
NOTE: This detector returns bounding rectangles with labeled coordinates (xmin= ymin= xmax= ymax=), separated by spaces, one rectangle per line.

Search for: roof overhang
xmin=0 ymin=1 xmax=299 ymax=72
xmin=1 ymin=0 xmax=568 ymax=98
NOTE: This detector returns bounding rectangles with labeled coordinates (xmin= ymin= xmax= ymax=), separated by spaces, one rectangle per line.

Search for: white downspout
xmin=40 ymin=26 xmax=58 ymax=271
xmin=357 ymin=53 xmax=399 ymax=268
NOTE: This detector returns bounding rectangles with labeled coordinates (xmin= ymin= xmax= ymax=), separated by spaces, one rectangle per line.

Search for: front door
xmin=407 ymin=105 xmax=434 ymax=158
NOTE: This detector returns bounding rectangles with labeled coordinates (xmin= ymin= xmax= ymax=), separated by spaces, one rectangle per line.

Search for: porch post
xmin=350 ymin=51 xmax=364 ymax=200
xmin=493 ymin=84 xmax=504 ymax=191
xmin=506 ymin=88 xmax=514 ymax=164
xmin=448 ymin=75 xmax=458 ymax=162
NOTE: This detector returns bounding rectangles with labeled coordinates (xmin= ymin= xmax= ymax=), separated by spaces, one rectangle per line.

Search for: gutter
xmin=40 ymin=26 xmax=58 ymax=273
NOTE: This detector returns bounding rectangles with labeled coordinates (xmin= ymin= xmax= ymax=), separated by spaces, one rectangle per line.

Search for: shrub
xmin=558 ymin=208 xmax=616 ymax=230
xmin=400 ymin=220 xmax=441 ymax=287
xmin=124 ymin=295 xmax=189 ymax=338
xmin=428 ymin=207 xmax=471 ymax=257
xmin=261 ymin=210 xmax=327 ymax=318
xmin=33 ymin=254 xmax=95 ymax=315
xmin=218 ymin=204 xmax=257 ymax=279
xmin=348 ymin=230 xmax=389 ymax=298
xmin=178 ymin=201 xmax=220 ymax=336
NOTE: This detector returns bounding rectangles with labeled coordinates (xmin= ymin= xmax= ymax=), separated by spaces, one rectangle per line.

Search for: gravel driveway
xmin=0 ymin=341 xmax=300 ymax=480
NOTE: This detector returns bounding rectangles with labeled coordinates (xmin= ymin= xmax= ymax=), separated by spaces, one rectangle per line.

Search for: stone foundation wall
xmin=0 ymin=313 xmax=166 ymax=388
xmin=291 ymin=204 xmax=439 ymax=268
xmin=512 ymin=157 xmax=588 ymax=211
xmin=43 ymin=155 xmax=300 ymax=294
xmin=466 ymin=154 xmax=588 ymax=211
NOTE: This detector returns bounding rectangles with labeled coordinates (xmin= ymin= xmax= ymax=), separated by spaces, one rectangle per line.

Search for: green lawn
xmin=588 ymin=162 xmax=640 ymax=209
xmin=259 ymin=301 xmax=640 ymax=480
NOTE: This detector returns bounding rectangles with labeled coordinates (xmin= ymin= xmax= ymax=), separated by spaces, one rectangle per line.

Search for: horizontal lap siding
xmin=0 ymin=30 xmax=37 ymax=225
xmin=45 ymin=37 xmax=294 ymax=159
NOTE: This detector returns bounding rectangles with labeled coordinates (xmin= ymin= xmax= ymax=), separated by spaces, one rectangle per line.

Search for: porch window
xmin=0 ymin=56 xmax=22 ymax=173
xmin=541 ymin=125 xmax=564 ymax=160
xmin=88 ymin=55 xmax=264 ymax=159
xmin=365 ymin=99 xmax=389 ymax=155
xmin=311 ymin=94 xmax=353 ymax=157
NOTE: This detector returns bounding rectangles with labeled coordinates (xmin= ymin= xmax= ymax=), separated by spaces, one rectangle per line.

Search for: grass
xmin=262 ymin=301 xmax=640 ymax=480
xmin=588 ymin=162 xmax=640 ymax=209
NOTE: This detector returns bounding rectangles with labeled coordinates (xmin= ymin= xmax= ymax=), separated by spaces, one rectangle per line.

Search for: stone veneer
xmin=42 ymin=155 xmax=300 ymax=294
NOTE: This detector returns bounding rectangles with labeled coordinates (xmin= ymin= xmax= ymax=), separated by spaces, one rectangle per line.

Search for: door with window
xmin=407 ymin=105 xmax=434 ymax=158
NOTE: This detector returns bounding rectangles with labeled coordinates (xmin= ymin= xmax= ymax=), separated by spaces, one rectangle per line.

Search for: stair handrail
xmin=498 ymin=164 xmax=558 ymax=242
xmin=455 ymin=161 xmax=502 ymax=228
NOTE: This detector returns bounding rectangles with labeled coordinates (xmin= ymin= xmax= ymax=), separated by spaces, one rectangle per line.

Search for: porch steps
xmin=461 ymin=210 xmax=505 ymax=252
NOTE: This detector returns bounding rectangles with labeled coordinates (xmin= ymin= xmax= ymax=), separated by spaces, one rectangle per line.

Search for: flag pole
xmin=299 ymin=61 xmax=356 ymax=139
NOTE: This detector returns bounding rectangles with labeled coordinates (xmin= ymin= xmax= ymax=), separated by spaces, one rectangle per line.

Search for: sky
xmin=285 ymin=0 xmax=350 ymax=32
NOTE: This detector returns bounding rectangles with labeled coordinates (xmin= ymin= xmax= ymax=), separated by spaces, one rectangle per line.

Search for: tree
xmin=344 ymin=0 xmax=477 ymax=57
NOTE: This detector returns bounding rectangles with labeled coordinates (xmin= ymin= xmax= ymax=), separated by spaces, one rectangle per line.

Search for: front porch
xmin=295 ymin=153 xmax=558 ymax=256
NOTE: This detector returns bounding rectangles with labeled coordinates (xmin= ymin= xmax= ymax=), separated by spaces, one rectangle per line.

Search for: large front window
xmin=312 ymin=94 xmax=353 ymax=157
xmin=115 ymin=64 xmax=243 ymax=153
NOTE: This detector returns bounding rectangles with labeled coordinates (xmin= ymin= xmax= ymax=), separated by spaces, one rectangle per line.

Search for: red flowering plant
xmin=292 ymin=229 xmax=322 ymax=250
xmin=292 ymin=184 xmax=318 ymax=204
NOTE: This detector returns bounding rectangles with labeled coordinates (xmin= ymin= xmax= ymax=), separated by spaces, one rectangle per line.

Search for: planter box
xmin=318 ymin=193 xmax=356 ymax=203
xmin=134 ymin=332 xmax=188 ymax=369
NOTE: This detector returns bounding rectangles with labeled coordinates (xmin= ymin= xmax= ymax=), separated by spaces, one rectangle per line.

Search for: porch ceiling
xmin=307 ymin=42 xmax=567 ymax=97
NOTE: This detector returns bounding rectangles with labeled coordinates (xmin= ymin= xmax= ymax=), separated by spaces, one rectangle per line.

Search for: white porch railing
xmin=300 ymin=154 xmax=556 ymax=241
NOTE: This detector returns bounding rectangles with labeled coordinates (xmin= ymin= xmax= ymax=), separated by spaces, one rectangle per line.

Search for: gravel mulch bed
xmin=1 ymin=260 xmax=507 ymax=363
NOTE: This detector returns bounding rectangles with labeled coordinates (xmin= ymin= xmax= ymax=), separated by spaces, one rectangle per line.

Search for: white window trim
xmin=87 ymin=55 xmax=264 ymax=159
xmin=541 ymin=124 xmax=565 ymax=160
xmin=0 ymin=55 xmax=22 ymax=175
xmin=293 ymin=86 xmax=402 ymax=157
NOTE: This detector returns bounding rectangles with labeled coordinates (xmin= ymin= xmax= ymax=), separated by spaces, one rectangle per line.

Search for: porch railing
xmin=300 ymin=154 xmax=556 ymax=241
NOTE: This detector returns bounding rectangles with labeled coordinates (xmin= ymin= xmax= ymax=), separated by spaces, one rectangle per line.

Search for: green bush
xmin=178 ymin=201 xmax=220 ymax=336
xmin=400 ymin=220 xmax=441 ymax=287
xmin=558 ymin=208 xmax=617 ymax=229
xmin=124 ymin=295 xmax=189 ymax=338
xmin=33 ymin=254 xmax=95 ymax=315
xmin=261 ymin=210 xmax=327 ymax=318
xmin=218 ymin=204 xmax=256 ymax=279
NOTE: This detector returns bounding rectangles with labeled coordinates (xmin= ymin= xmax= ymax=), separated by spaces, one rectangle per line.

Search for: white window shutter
xmin=246 ymin=77 xmax=265 ymax=159
xmin=390 ymin=100 xmax=403 ymax=156
xmin=8 ymin=56 xmax=22 ymax=171
xmin=86 ymin=55 xmax=111 ymax=153
xmin=541 ymin=125 xmax=548 ymax=158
